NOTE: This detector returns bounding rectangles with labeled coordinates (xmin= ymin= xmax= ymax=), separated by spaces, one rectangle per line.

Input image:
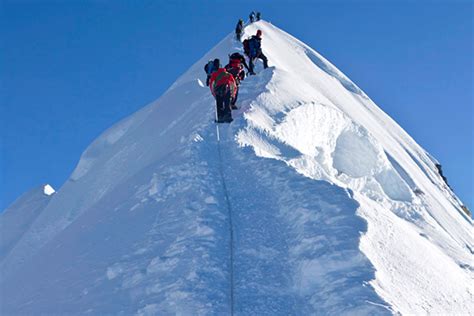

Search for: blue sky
xmin=1 ymin=0 xmax=472 ymax=211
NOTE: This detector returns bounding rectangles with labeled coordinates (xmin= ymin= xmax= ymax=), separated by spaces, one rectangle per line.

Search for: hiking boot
xmin=222 ymin=113 xmax=233 ymax=123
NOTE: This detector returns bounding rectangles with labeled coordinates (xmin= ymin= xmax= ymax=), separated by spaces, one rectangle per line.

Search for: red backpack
xmin=229 ymin=57 xmax=241 ymax=69
xmin=226 ymin=61 xmax=244 ymax=84
xmin=210 ymin=69 xmax=237 ymax=97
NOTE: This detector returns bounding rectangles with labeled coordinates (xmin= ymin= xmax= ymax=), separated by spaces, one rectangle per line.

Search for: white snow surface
xmin=0 ymin=185 xmax=53 ymax=261
xmin=43 ymin=184 xmax=55 ymax=196
xmin=1 ymin=21 xmax=472 ymax=315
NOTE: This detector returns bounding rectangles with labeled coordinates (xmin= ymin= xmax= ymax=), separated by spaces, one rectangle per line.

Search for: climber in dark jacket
xmin=256 ymin=12 xmax=261 ymax=21
xmin=247 ymin=30 xmax=268 ymax=75
xmin=249 ymin=11 xmax=256 ymax=23
xmin=235 ymin=19 xmax=244 ymax=41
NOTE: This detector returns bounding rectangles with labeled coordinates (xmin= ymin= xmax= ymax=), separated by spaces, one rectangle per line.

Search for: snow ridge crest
xmin=1 ymin=20 xmax=472 ymax=315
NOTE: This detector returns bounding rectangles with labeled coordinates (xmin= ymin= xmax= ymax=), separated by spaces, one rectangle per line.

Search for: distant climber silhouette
xmin=249 ymin=11 xmax=255 ymax=23
xmin=235 ymin=19 xmax=244 ymax=41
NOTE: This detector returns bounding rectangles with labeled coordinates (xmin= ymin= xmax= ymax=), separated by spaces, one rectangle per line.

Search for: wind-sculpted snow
xmin=234 ymin=22 xmax=472 ymax=314
xmin=219 ymin=126 xmax=390 ymax=314
xmin=1 ymin=20 xmax=472 ymax=315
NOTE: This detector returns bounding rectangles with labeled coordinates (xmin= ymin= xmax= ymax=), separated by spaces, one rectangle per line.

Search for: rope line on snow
xmin=215 ymin=111 xmax=235 ymax=315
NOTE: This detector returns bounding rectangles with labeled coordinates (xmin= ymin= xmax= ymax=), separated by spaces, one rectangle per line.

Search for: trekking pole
xmin=214 ymin=102 xmax=220 ymax=142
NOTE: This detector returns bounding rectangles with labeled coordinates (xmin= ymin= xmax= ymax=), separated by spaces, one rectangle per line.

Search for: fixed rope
xmin=215 ymin=110 xmax=235 ymax=315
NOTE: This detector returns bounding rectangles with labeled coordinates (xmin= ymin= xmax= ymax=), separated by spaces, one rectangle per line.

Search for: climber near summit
xmin=209 ymin=59 xmax=237 ymax=123
xmin=235 ymin=19 xmax=244 ymax=41
xmin=249 ymin=11 xmax=255 ymax=23
xmin=246 ymin=30 xmax=268 ymax=75
xmin=225 ymin=52 xmax=248 ymax=109
xmin=204 ymin=58 xmax=219 ymax=86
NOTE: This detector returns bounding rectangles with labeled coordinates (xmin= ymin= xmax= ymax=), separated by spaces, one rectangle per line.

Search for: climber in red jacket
xmin=225 ymin=52 xmax=248 ymax=109
xmin=209 ymin=60 xmax=237 ymax=123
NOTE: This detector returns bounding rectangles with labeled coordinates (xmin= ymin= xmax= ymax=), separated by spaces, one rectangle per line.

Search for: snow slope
xmin=1 ymin=21 xmax=472 ymax=315
xmin=0 ymin=184 xmax=54 ymax=259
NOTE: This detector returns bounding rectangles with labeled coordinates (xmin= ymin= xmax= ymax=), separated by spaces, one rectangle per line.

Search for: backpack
xmin=212 ymin=70 xmax=236 ymax=97
xmin=230 ymin=52 xmax=242 ymax=60
xmin=229 ymin=58 xmax=241 ymax=68
xmin=229 ymin=53 xmax=243 ymax=66
xmin=226 ymin=64 xmax=244 ymax=84
xmin=205 ymin=60 xmax=215 ymax=75
xmin=248 ymin=38 xmax=258 ymax=58
xmin=243 ymin=39 xmax=250 ymax=56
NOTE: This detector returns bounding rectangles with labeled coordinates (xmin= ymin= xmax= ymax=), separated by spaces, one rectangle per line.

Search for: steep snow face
xmin=0 ymin=185 xmax=53 ymax=259
xmin=237 ymin=22 xmax=473 ymax=314
xmin=1 ymin=21 xmax=472 ymax=315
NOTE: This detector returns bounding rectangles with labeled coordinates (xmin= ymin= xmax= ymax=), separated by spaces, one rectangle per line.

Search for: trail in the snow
xmin=215 ymin=122 xmax=236 ymax=316
xmin=206 ymin=63 xmax=391 ymax=314
xmin=210 ymin=32 xmax=260 ymax=315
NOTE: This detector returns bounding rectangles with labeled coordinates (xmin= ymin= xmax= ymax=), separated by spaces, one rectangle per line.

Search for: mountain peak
xmin=1 ymin=20 xmax=472 ymax=315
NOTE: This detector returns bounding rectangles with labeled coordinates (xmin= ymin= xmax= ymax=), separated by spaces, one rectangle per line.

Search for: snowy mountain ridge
xmin=1 ymin=21 xmax=472 ymax=315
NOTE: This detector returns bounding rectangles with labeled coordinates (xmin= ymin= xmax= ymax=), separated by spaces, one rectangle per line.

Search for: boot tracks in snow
xmin=215 ymin=121 xmax=235 ymax=315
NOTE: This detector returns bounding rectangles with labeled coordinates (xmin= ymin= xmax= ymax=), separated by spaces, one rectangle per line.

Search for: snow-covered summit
xmin=1 ymin=21 xmax=472 ymax=315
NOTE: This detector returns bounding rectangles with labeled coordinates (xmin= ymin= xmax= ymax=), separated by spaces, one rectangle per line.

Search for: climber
xmin=225 ymin=52 xmax=249 ymax=81
xmin=235 ymin=19 xmax=244 ymax=41
xmin=249 ymin=11 xmax=256 ymax=23
xmin=204 ymin=58 xmax=220 ymax=86
xmin=247 ymin=30 xmax=268 ymax=75
xmin=209 ymin=60 xmax=237 ymax=123
xmin=225 ymin=52 xmax=249 ymax=108
xmin=256 ymin=12 xmax=261 ymax=21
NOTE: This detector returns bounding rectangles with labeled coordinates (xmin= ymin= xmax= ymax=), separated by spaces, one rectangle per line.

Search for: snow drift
xmin=1 ymin=21 xmax=472 ymax=315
